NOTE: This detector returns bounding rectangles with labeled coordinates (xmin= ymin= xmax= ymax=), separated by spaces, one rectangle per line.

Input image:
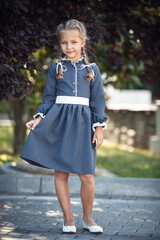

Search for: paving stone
xmin=17 ymin=176 xmax=41 ymax=194
xmin=0 ymin=175 xmax=160 ymax=198
xmin=0 ymin=183 xmax=160 ymax=240
xmin=41 ymin=176 xmax=55 ymax=194
xmin=0 ymin=175 xmax=17 ymax=193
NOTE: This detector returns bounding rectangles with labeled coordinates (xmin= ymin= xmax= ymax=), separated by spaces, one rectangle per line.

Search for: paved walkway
xmin=1 ymin=160 xmax=160 ymax=239
xmin=0 ymin=195 xmax=160 ymax=240
xmin=0 ymin=173 xmax=160 ymax=240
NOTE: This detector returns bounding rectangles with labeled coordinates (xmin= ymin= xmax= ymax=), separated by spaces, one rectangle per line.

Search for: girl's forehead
xmin=60 ymin=29 xmax=81 ymax=40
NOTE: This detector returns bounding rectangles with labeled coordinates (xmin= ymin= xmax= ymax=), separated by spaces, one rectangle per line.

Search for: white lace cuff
xmin=33 ymin=112 xmax=45 ymax=119
xmin=92 ymin=122 xmax=107 ymax=132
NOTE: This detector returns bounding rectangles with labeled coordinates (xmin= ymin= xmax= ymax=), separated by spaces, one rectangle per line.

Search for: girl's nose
xmin=67 ymin=44 xmax=72 ymax=49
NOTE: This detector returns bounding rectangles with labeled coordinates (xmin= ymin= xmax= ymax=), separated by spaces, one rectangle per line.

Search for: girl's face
xmin=59 ymin=29 xmax=85 ymax=63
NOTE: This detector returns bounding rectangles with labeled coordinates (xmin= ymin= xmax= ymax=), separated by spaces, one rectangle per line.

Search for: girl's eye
xmin=61 ymin=42 xmax=77 ymax=44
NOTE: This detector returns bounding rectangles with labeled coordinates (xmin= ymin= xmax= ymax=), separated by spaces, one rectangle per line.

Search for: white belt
xmin=55 ymin=96 xmax=89 ymax=106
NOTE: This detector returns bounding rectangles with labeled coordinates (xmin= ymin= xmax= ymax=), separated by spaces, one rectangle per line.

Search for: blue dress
xmin=20 ymin=56 xmax=108 ymax=174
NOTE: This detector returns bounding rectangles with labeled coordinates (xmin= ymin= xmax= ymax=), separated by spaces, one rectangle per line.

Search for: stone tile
xmin=17 ymin=176 xmax=41 ymax=194
xmin=0 ymin=196 xmax=160 ymax=239
xmin=0 ymin=175 xmax=17 ymax=193
xmin=40 ymin=176 xmax=55 ymax=194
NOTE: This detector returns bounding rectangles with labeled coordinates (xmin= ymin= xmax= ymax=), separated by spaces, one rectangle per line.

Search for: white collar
xmin=61 ymin=56 xmax=84 ymax=64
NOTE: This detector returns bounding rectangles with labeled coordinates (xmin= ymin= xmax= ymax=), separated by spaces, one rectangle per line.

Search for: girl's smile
xmin=60 ymin=29 xmax=85 ymax=63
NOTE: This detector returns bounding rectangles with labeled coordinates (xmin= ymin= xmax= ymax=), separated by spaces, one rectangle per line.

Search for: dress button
xmin=73 ymin=82 xmax=75 ymax=84
xmin=73 ymin=90 xmax=76 ymax=93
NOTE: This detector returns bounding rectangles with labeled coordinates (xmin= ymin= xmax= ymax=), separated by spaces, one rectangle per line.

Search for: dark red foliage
xmin=0 ymin=0 xmax=160 ymax=100
xmin=0 ymin=0 xmax=99 ymax=100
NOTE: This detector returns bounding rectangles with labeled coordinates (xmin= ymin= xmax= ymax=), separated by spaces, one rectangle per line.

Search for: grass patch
xmin=0 ymin=126 xmax=29 ymax=166
xmin=0 ymin=126 xmax=160 ymax=178
xmin=97 ymin=139 xmax=160 ymax=178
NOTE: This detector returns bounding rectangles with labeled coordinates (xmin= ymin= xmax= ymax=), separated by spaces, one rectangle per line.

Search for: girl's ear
xmin=81 ymin=39 xmax=86 ymax=47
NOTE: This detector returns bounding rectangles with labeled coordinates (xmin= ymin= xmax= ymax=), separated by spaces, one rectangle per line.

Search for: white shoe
xmin=62 ymin=222 xmax=76 ymax=233
xmin=83 ymin=221 xmax=103 ymax=233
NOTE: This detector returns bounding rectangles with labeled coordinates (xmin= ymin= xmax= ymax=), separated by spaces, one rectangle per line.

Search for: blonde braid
xmin=56 ymin=51 xmax=64 ymax=79
xmin=82 ymin=46 xmax=94 ymax=82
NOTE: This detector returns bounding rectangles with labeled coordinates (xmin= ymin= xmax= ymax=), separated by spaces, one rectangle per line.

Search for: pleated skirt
xmin=20 ymin=103 xmax=97 ymax=174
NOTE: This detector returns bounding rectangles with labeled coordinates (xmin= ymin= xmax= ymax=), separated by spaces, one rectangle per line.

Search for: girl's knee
xmin=79 ymin=174 xmax=94 ymax=185
xmin=55 ymin=170 xmax=69 ymax=181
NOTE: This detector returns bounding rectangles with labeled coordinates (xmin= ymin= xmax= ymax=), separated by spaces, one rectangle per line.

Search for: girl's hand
xmin=26 ymin=116 xmax=42 ymax=130
xmin=92 ymin=126 xmax=104 ymax=149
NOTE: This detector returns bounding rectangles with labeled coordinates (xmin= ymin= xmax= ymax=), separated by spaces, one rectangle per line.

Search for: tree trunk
xmin=8 ymin=98 xmax=27 ymax=155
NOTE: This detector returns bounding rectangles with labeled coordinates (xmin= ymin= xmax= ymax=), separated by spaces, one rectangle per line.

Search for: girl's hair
xmin=55 ymin=19 xmax=94 ymax=81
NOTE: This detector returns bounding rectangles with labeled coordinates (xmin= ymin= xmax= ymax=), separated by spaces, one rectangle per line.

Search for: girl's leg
xmin=79 ymin=174 xmax=97 ymax=226
xmin=54 ymin=170 xmax=75 ymax=226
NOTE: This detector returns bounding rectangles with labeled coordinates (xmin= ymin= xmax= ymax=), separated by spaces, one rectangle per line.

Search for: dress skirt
xmin=20 ymin=103 xmax=97 ymax=175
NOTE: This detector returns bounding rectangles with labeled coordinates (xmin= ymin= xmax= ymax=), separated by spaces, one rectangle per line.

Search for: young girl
xmin=20 ymin=19 xmax=108 ymax=234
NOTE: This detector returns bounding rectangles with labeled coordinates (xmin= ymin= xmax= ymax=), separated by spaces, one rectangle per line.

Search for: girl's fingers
xmin=95 ymin=138 xmax=103 ymax=149
xmin=32 ymin=123 xmax=37 ymax=129
xmin=92 ymin=134 xmax=96 ymax=143
xmin=95 ymin=142 xmax=100 ymax=149
xmin=95 ymin=143 xmax=101 ymax=149
xmin=26 ymin=123 xmax=30 ymax=129
xmin=31 ymin=121 xmax=38 ymax=129
xmin=26 ymin=121 xmax=34 ymax=129
xmin=92 ymin=134 xmax=102 ymax=148
xmin=31 ymin=119 xmax=41 ymax=130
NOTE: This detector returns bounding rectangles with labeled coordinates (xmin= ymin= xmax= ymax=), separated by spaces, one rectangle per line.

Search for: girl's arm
xmin=90 ymin=64 xmax=108 ymax=132
xmin=90 ymin=64 xmax=108 ymax=148
xmin=33 ymin=63 xmax=57 ymax=119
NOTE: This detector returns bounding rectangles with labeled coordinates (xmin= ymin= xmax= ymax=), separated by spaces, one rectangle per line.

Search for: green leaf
xmin=131 ymin=75 xmax=142 ymax=86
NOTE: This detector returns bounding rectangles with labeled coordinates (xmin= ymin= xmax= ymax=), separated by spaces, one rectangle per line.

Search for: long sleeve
xmin=89 ymin=64 xmax=108 ymax=132
xmin=33 ymin=63 xmax=56 ymax=119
